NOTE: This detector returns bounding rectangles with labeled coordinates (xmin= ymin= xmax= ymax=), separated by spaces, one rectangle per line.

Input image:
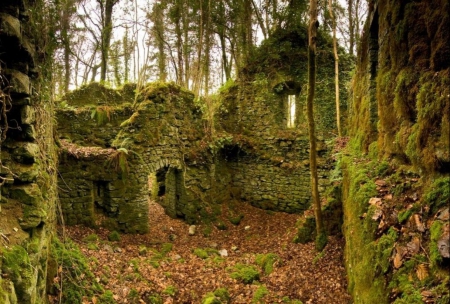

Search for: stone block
xmin=9 ymin=70 xmax=30 ymax=96
xmin=20 ymin=205 xmax=46 ymax=229
xmin=12 ymin=142 xmax=39 ymax=164
xmin=20 ymin=105 xmax=35 ymax=124
xmin=10 ymin=162 xmax=39 ymax=182
xmin=22 ymin=125 xmax=37 ymax=141
xmin=9 ymin=183 xmax=43 ymax=206
xmin=0 ymin=13 xmax=21 ymax=39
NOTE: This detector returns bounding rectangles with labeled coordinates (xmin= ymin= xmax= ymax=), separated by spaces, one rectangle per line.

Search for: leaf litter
xmin=60 ymin=201 xmax=351 ymax=303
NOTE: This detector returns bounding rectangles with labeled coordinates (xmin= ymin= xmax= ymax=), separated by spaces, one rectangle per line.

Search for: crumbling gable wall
xmin=217 ymin=28 xmax=346 ymax=212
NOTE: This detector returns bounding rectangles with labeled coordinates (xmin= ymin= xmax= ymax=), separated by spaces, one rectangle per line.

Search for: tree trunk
xmin=98 ymin=0 xmax=119 ymax=82
xmin=347 ymin=0 xmax=354 ymax=56
xmin=329 ymin=0 xmax=341 ymax=137
xmin=307 ymin=0 xmax=326 ymax=251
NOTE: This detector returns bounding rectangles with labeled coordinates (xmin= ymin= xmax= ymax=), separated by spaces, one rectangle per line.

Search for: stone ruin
xmin=56 ymin=29 xmax=344 ymax=234
xmin=56 ymin=80 xmax=333 ymax=233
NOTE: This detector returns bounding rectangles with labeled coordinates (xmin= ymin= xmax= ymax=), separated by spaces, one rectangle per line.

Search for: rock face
xmin=0 ymin=1 xmax=57 ymax=303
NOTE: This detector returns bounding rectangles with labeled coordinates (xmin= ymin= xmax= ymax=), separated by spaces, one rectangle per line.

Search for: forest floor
xmin=61 ymin=201 xmax=352 ymax=304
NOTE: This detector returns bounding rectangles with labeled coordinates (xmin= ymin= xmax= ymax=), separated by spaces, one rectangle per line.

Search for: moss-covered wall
xmin=226 ymin=136 xmax=331 ymax=213
xmin=219 ymin=28 xmax=354 ymax=137
xmin=57 ymin=82 xmax=236 ymax=230
xmin=349 ymin=0 xmax=450 ymax=172
xmin=343 ymin=0 xmax=450 ymax=303
xmin=0 ymin=0 xmax=58 ymax=302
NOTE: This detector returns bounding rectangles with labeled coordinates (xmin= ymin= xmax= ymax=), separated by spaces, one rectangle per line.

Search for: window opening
xmin=287 ymin=95 xmax=296 ymax=128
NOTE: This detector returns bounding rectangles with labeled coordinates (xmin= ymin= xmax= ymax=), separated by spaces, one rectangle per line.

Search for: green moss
xmin=202 ymin=288 xmax=230 ymax=304
xmin=342 ymin=154 xmax=389 ymax=303
xmin=229 ymin=214 xmax=244 ymax=225
xmin=162 ymin=285 xmax=177 ymax=296
xmin=83 ymin=233 xmax=99 ymax=243
xmin=281 ymin=296 xmax=303 ymax=304
xmin=87 ymin=243 xmax=99 ymax=250
xmin=375 ymin=228 xmax=398 ymax=274
xmin=145 ymin=293 xmax=163 ymax=304
xmin=107 ymin=231 xmax=121 ymax=242
xmin=430 ymin=221 xmax=444 ymax=267
xmin=230 ymin=264 xmax=260 ymax=284
xmin=315 ymin=231 xmax=328 ymax=251
xmin=1 ymin=245 xmax=33 ymax=302
xmin=424 ymin=176 xmax=450 ymax=214
xmin=193 ymin=248 xmax=209 ymax=259
xmin=397 ymin=209 xmax=413 ymax=224
xmin=293 ymin=216 xmax=315 ymax=244
xmin=100 ymin=290 xmax=116 ymax=303
xmin=255 ymin=253 xmax=281 ymax=275
xmin=388 ymin=257 xmax=427 ymax=303
xmin=160 ymin=243 xmax=173 ymax=255
xmin=213 ymin=288 xmax=230 ymax=302
xmin=193 ymin=248 xmax=218 ymax=260
xmin=202 ymin=293 xmax=222 ymax=304
xmin=50 ymin=237 xmax=103 ymax=303
xmin=252 ymin=285 xmax=268 ymax=303
xmin=202 ymin=225 xmax=213 ymax=237
xmin=215 ymin=221 xmax=228 ymax=230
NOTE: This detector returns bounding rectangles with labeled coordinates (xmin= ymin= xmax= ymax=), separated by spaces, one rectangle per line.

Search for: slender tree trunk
xmin=329 ymin=0 xmax=341 ymax=137
xmin=193 ymin=0 xmax=205 ymax=95
xmin=182 ymin=0 xmax=190 ymax=88
xmin=347 ymin=0 xmax=354 ymax=56
xmin=251 ymin=0 xmax=267 ymax=39
xmin=203 ymin=0 xmax=212 ymax=96
xmin=61 ymin=0 xmax=75 ymax=93
xmin=98 ymin=0 xmax=118 ymax=82
xmin=174 ymin=3 xmax=184 ymax=86
xmin=307 ymin=0 xmax=326 ymax=251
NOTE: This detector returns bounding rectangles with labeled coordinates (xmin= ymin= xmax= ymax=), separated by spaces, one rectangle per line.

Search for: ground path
xmin=63 ymin=201 xmax=352 ymax=303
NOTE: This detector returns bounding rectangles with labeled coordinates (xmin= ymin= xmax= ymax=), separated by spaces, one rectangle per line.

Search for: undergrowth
xmin=50 ymin=237 xmax=103 ymax=303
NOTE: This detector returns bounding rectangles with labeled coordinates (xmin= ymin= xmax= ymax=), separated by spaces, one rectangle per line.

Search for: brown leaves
xmin=416 ymin=264 xmax=429 ymax=281
xmin=413 ymin=214 xmax=425 ymax=232
xmin=59 ymin=202 xmax=351 ymax=304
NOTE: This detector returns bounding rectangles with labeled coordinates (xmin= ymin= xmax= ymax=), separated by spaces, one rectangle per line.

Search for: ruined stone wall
xmin=57 ymin=82 xmax=234 ymax=230
xmin=0 ymin=0 xmax=58 ymax=302
xmin=227 ymin=137 xmax=331 ymax=213
xmin=57 ymin=105 xmax=134 ymax=147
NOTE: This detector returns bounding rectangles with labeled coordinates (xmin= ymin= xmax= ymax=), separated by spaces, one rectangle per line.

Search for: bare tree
xmin=329 ymin=0 xmax=341 ymax=137
xmin=307 ymin=0 xmax=326 ymax=251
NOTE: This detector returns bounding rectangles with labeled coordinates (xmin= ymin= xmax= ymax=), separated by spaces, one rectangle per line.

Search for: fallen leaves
xmin=59 ymin=202 xmax=352 ymax=303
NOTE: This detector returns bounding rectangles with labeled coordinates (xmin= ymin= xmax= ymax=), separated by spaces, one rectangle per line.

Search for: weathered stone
xmin=9 ymin=183 xmax=43 ymax=206
xmin=9 ymin=70 xmax=30 ymax=96
xmin=12 ymin=142 xmax=39 ymax=164
xmin=22 ymin=125 xmax=37 ymax=141
xmin=0 ymin=13 xmax=21 ymax=38
xmin=20 ymin=205 xmax=46 ymax=229
xmin=10 ymin=162 xmax=39 ymax=182
xmin=188 ymin=225 xmax=196 ymax=236
xmin=20 ymin=105 xmax=35 ymax=125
